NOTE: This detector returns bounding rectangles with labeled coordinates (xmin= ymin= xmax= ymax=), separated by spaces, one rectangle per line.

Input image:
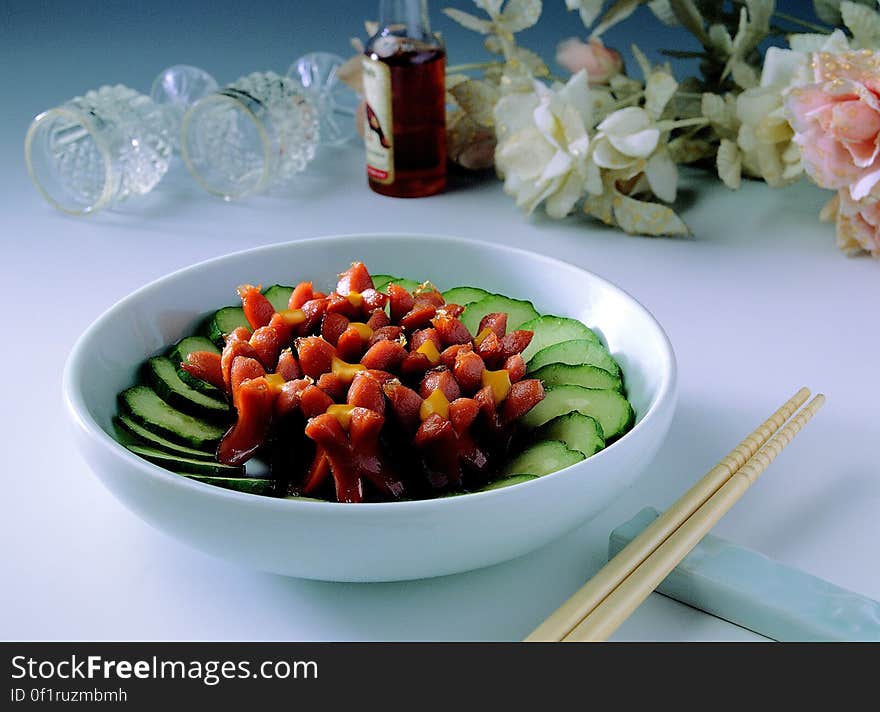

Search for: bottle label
xmin=362 ymin=56 xmax=394 ymax=185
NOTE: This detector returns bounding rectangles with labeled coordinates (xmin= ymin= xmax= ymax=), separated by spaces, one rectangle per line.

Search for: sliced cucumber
xmin=520 ymin=385 xmax=634 ymax=440
xmin=501 ymin=440 xmax=585 ymax=477
xmin=184 ymin=475 xmax=277 ymax=496
xmin=386 ymin=277 xmax=421 ymax=293
xmin=371 ymin=274 xmax=398 ymax=291
xmin=518 ymin=315 xmax=601 ymax=362
xmin=478 ymin=474 xmax=538 ymax=491
xmin=204 ymin=306 xmax=250 ymax=346
xmin=125 ymin=443 xmax=241 ymax=476
xmin=114 ymin=415 xmax=215 ymax=461
xmin=530 ymin=362 xmax=622 ymax=392
xmin=441 ymin=286 xmax=489 ymax=306
xmin=263 ymin=284 xmax=294 ymax=312
xmin=534 ymin=413 xmax=604 ymax=458
xmin=167 ymin=336 xmax=224 ymax=397
xmin=460 ymin=294 xmax=540 ymax=335
xmin=146 ymin=357 xmax=230 ymax=418
xmin=283 ymin=495 xmax=328 ymax=502
xmin=527 ymin=339 xmax=621 ymax=377
xmin=120 ymin=386 xmax=226 ymax=449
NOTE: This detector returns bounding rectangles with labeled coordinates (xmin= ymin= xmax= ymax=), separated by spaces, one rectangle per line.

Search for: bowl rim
xmin=63 ymin=232 xmax=677 ymax=515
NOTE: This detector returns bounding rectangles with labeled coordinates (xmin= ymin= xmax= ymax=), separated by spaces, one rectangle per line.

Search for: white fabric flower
xmin=494 ymin=70 xmax=602 ymax=218
xmin=591 ymin=69 xmax=679 ymax=203
xmin=592 ymin=107 xmax=660 ymax=169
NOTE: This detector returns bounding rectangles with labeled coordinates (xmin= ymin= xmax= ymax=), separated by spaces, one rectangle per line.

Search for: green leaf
xmin=443 ymin=8 xmax=493 ymax=33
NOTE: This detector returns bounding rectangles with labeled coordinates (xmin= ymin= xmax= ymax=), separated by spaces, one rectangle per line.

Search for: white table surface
xmin=3 ymin=136 xmax=878 ymax=641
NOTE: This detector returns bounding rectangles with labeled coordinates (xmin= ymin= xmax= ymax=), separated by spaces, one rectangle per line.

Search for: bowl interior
xmin=68 ymin=234 xmax=673 ymax=487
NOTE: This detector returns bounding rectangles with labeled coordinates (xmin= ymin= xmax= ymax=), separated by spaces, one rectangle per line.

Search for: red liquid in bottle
xmin=368 ymin=48 xmax=446 ymax=198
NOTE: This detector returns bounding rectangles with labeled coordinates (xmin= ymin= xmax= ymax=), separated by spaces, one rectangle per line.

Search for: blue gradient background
xmin=0 ymin=0 xmax=824 ymax=183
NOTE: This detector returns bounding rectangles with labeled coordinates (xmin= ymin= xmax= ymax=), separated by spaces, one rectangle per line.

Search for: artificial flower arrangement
xmin=342 ymin=1 xmax=880 ymax=257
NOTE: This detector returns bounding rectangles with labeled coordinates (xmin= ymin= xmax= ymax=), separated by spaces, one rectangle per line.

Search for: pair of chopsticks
xmin=526 ymin=386 xmax=824 ymax=642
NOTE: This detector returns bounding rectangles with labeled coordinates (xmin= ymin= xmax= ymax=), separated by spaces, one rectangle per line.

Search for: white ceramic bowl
xmin=64 ymin=234 xmax=676 ymax=582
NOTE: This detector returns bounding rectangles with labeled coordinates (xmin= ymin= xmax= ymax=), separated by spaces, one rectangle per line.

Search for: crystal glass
xmin=25 ymin=85 xmax=173 ymax=215
xmin=288 ymin=52 xmax=358 ymax=148
xmin=181 ymin=71 xmax=320 ymax=199
xmin=150 ymin=65 xmax=219 ymax=150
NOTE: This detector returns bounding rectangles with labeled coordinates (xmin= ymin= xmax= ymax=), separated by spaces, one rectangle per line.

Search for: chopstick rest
xmin=609 ymin=507 xmax=880 ymax=642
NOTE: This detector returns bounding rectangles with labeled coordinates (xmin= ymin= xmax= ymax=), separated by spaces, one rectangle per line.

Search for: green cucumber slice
xmin=146 ymin=357 xmax=230 ymax=418
xmin=168 ymin=335 xmax=221 ymax=362
xmin=527 ymin=339 xmax=621 ymax=377
xmin=167 ymin=336 xmax=224 ymax=397
xmin=461 ymin=294 xmax=540 ymax=335
xmin=263 ymin=284 xmax=294 ymax=312
xmin=386 ymin=277 xmax=421 ymax=293
xmin=530 ymin=362 xmax=622 ymax=392
xmin=534 ymin=413 xmax=605 ymax=458
xmin=518 ymin=315 xmax=601 ymax=362
xmin=441 ymin=286 xmax=490 ymax=306
xmin=184 ymin=475 xmax=277 ymax=495
xmin=119 ymin=386 xmax=226 ymax=449
xmin=501 ymin=440 xmax=585 ymax=477
xmin=520 ymin=385 xmax=635 ymax=440
xmin=371 ymin=274 xmax=398 ymax=291
xmin=124 ymin=444 xmax=241 ymax=476
xmin=204 ymin=306 xmax=250 ymax=346
xmin=478 ymin=474 xmax=538 ymax=491
xmin=114 ymin=415 xmax=215 ymax=460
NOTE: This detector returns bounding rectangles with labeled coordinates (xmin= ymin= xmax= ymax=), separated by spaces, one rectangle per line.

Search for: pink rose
xmin=786 ymin=50 xmax=880 ymax=201
xmin=556 ymin=38 xmax=623 ymax=85
xmin=821 ymin=189 xmax=880 ymax=257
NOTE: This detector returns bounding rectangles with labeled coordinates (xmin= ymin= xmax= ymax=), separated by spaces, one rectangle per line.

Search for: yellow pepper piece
xmin=416 ymin=339 xmax=441 ymax=366
xmin=347 ymin=291 xmax=364 ymax=307
xmin=264 ymin=373 xmax=286 ymax=392
xmin=331 ymin=356 xmax=366 ymax=383
xmin=348 ymin=321 xmax=373 ymax=340
xmin=419 ymin=388 xmax=450 ymax=421
xmin=474 ymin=327 xmax=494 ymax=347
xmin=279 ymin=308 xmax=306 ymax=326
xmin=481 ymin=368 xmax=511 ymax=403
xmin=326 ymin=404 xmax=356 ymax=430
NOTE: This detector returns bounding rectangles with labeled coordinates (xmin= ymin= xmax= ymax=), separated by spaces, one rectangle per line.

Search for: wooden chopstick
xmin=525 ymin=386 xmax=812 ymax=642
xmin=562 ymin=393 xmax=825 ymax=642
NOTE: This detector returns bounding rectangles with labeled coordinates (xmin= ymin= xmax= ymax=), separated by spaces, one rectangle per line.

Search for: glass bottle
xmin=363 ymin=0 xmax=446 ymax=198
